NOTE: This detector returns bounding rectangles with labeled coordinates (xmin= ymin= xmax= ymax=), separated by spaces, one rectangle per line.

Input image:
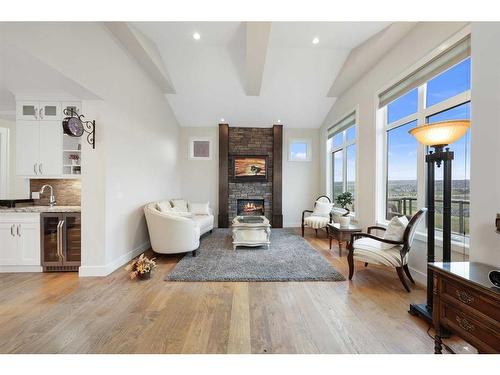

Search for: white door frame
xmin=0 ymin=127 xmax=10 ymax=198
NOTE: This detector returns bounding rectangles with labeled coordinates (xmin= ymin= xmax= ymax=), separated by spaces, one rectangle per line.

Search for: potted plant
xmin=336 ymin=192 xmax=353 ymax=227
xmin=125 ymin=254 xmax=157 ymax=280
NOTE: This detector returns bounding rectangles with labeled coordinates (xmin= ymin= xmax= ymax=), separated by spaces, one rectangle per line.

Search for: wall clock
xmin=62 ymin=108 xmax=96 ymax=149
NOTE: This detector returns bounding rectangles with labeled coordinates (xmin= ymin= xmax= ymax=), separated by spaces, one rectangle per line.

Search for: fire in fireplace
xmin=237 ymin=199 xmax=265 ymax=216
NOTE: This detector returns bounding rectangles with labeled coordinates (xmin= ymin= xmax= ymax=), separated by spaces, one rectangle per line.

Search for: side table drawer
xmin=442 ymin=278 xmax=500 ymax=323
xmin=441 ymin=303 xmax=500 ymax=353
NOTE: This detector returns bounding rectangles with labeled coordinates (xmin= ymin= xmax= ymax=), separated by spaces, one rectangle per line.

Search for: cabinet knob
xmin=456 ymin=290 xmax=474 ymax=305
xmin=456 ymin=316 xmax=475 ymax=332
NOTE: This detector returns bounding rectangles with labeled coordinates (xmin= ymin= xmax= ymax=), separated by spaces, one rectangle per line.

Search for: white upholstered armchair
xmin=347 ymin=208 xmax=427 ymax=292
xmin=301 ymin=195 xmax=333 ymax=237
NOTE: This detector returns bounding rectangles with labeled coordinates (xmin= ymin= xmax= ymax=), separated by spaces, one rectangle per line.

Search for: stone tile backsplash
xmin=30 ymin=179 xmax=81 ymax=206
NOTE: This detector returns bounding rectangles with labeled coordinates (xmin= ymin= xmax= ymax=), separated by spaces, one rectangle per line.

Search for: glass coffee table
xmin=327 ymin=222 xmax=362 ymax=257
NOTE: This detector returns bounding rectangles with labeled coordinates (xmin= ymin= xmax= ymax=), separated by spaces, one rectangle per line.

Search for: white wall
xmin=0 ymin=118 xmax=29 ymax=198
xmin=283 ymin=128 xmax=320 ymax=227
xmin=0 ymin=22 xmax=181 ymax=276
xmin=469 ymin=22 xmax=500 ymax=268
xmin=178 ymin=127 xmax=219 ymax=223
xmin=318 ymin=22 xmax=468 ymax=282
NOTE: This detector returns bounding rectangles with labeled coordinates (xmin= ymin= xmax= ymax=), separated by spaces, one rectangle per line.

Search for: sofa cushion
xmin=157 ymin=200 xmax=173 ymax=213
xmin=304 ymin=215 xmax=329 ymax=229
xmin=171 ymin=199 xmax=188 ymax=212
xmin=190 ymin=202 xmax=210 ymax=215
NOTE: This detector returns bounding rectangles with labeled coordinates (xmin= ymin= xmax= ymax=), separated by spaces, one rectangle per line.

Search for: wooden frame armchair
xmin=347 ymin=208 xmax=427 ymax=292
xmin=301 ymin=195 xmax=333 ymax=237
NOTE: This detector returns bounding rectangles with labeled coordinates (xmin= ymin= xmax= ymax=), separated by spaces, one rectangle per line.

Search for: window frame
xmin=379 ymin=59 xmax=471 ymax=241
xmin=288 ymin=138 xmax=312 ymax=162
xmin=329 ymin=120 xmax=357 ymax=214
xmin=188 ymin=137 xmax=213 ymax=161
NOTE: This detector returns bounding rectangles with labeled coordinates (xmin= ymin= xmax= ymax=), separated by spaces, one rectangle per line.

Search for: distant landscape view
xmin=387 ymin=179 xmax=470 ymax=236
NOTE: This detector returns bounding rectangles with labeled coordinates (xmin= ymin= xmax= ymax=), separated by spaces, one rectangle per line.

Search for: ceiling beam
xmin=104 ymin=22 xmax=176 ymax=94
xmin=326 ymin=22 xmax=418 ymax=98
xmin=245 ymin=22 xmax=272 ymax=96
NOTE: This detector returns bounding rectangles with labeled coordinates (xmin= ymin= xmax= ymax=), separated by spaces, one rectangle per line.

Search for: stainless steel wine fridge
xmin=41 ymin=212 xmax=81 ymax=272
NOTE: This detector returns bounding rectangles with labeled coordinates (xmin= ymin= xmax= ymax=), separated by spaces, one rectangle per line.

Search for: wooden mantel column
xmin=272 ymin=124 xmax=283 ymax=228
xmin=218 ymin=123 xmax=229 ymax=228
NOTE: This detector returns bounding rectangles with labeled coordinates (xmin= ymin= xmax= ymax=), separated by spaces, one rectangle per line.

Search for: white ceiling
xmin=134 ymin=22 xmax=390 ymax=128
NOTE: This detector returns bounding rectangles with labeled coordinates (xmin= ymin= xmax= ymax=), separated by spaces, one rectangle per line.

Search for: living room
xmin=1 ymin=0 xmax=499 ymax=371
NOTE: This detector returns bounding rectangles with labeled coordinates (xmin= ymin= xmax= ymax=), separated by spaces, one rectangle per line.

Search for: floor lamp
xmin=407 ymin=120 xmax=470 ymax=323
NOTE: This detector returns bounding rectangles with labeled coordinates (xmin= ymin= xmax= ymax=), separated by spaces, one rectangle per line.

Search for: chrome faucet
xmin=39 ymin=184 xmax=56 ymax=207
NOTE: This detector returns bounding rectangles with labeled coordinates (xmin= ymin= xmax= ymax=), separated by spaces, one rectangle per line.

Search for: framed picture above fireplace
xmin=232 ymin=155 xmax=268 ymax=182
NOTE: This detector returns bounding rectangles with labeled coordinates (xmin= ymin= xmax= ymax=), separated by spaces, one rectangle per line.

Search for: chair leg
xmin=403 ymin=264 xmax=415 ymax=284
xmin=192 ymin=250 xmax=198 ymax=257
xmin=315 ymin=229 xmax=318 ymax=237
xmin=347 ymin=247 xmax=355 ymax=280
xmin=396 ymin=267 xmax=411 ymax=292
xmin=364 ymin=262 xmax=368 ymax=267
xmin=302 ymin=224 xmax=305 ymax=237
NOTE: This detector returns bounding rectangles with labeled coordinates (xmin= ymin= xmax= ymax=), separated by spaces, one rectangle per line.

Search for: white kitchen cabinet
xmin=0 ymin=223 xmax=18 ymax=265
xmin=16 ymin=120 xmax=63 ymax=177
xmin=38 ymin=101 xmax=61 ymax=121
xmin=16 ymin=99 xmax=80 ymax=178
xmin=0 ymin=214 xmax=40 ymax=267
xmin=16 ymin=120 xmax=40 ymax=176
xmin=16 ymin=101 xmax=39 ymax=121
xmin=39 ymin=120 xmax=63 ymax=176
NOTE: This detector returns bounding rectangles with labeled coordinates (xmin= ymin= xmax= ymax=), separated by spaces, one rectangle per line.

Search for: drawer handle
xmin=456 ymin=316 xmax=475 ymax=332
xmin=456 ymin=290 xmax=474 ymax=305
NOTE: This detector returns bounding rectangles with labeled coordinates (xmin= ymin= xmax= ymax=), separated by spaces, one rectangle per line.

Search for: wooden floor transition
xmin=0 ymin=228 xmax=474 ymax=354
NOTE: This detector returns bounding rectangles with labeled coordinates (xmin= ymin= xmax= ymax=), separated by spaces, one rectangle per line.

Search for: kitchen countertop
xmin=0 ymin=205 xmax=81 ymax=213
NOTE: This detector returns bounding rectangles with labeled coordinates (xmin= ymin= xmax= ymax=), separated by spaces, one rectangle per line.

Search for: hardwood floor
xmin=0 ymin=228 xmax=474 ymax=354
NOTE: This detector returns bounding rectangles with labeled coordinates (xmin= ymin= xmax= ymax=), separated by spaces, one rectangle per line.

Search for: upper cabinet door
xmin=39 ymin=120 xmax=63 ymax=176
xmin=61 ymin=102 xmax=81 ymax=117
xmin=38 ymin=101 xmax=61 ymax=121
xmin=16 ymin=121 xmax=40 ymax=176
xmin=16 ymin=101 xmax=39 ymax=121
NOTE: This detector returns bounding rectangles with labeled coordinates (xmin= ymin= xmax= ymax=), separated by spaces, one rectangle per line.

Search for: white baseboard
xmin=408 ymin=266 xmax=427 ymax=286
xmin=283 ymin=222 xmax=301 ymax=228
xmin=78 ymin=241 xmax=150 ymax=277
xmin=0 ymin=265 xmax=43 ymax=273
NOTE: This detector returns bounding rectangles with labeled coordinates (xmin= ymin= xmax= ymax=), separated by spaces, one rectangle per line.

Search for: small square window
xmin=189 ymin=137 xmax=212 ymax=160
xmin=289 ymin=139 xmax=311 ymax=162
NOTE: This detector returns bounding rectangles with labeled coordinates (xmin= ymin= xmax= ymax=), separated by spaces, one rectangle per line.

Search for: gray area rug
xmin=165 ymin=229 xmax=345 ymax=282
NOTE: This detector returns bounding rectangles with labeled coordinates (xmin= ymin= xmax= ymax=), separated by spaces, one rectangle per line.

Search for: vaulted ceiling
xmin=133 ymin=22 xmax=392 ymax=128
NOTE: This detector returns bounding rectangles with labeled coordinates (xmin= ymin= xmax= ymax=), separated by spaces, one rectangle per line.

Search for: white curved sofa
xmin=144 ymin=200 xmax=214 ymax=256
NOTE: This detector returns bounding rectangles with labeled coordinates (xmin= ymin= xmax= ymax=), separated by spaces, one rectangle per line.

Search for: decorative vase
xmin=339 ymin=216 xmax=350 ymax=228
xmin=138 ymin=271 xmax=151 ymax=280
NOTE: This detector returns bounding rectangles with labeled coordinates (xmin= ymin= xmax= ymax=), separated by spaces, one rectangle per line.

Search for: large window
xmin=381 ymin=54 xmax=471 ymax=239
xmin=328 ymin=112 xmax=357 ymax=211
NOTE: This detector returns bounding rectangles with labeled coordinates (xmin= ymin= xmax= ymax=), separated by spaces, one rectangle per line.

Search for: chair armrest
xmin=302 ymin=209 xmax=313 ymax=223
xmin=367 ymin=226 xmax=387 ymax=234
xmin=350 ymin=232 xmax=404 ymax=245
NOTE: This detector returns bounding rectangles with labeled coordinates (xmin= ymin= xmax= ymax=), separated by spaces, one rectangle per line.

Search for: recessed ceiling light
xmin=312 ymin=37 xmax=319 ymax=45
xmin=220 ymin=118 xmax=225 ymax=122
xmin=193 ymin=32 xmax=201 ymax=40
xmin=277 ymin=119 xmax=281 ymax=123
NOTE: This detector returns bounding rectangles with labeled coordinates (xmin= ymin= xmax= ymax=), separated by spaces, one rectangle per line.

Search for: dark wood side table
xmin=430 ymin=262 xmax=500 ymax=354
xmin=327 ymin=222 xmax=362 ymax=257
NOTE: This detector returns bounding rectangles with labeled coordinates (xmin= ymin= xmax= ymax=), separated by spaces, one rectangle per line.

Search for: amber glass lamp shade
xmin=408 ymin=120 xmax=470 ymax=148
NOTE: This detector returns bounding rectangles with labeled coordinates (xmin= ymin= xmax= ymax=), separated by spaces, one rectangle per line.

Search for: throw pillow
xmin=190 ymin=202 xmax=210 ymax=215
xmin=382 ymin=215 xmax=409 ymax=249
xmin=312 ymin=200 xmax=333 ymax=218
xmin=156 ymin=201 xmax=173 ymax=213
xmin=171 ymin=199 xmax=188 ymax=212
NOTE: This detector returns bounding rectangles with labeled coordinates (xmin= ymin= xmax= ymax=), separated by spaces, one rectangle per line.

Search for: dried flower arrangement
xmin=69 ymin=154 xmax=80 ymax=161
xmin=125 ymin=254 xmax=157 ymax=280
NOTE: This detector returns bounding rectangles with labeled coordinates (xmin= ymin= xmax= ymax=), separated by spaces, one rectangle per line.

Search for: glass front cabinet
xmin=41 ymin=212 xmax=81 ymax=271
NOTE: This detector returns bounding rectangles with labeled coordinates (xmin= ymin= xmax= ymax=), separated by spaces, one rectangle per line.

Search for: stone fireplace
xmin=237 ymin=199 xmax=265 ymax=216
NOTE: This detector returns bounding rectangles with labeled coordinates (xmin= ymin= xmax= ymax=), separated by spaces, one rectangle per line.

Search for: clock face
xmin=63 ymin=117 xmax=84 ymax=137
